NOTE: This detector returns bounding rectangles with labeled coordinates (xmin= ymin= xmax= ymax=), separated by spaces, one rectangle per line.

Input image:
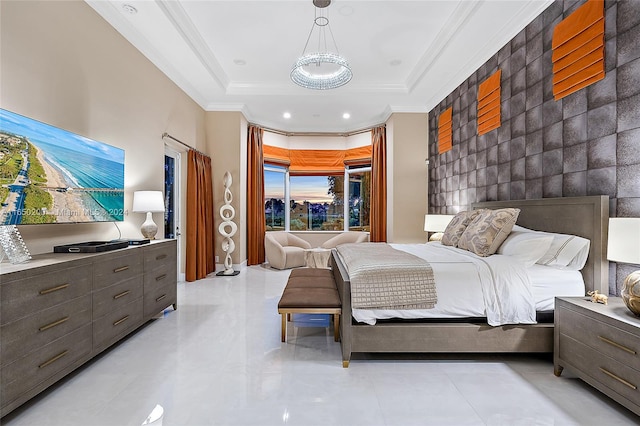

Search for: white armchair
xmin=264 ymin=231 xmax=312 ymax=269
xmin=321 ymin=231 xmax=369 ymax=249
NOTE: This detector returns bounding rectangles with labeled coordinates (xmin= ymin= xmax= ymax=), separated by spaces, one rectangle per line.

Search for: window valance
xmin=263 ymin=145 xmax=372 ymax=175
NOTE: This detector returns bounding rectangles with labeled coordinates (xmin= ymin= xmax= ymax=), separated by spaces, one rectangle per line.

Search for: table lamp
xmin=607 ymin=217 xmax=640 ymax=316
xmin=424 ymin=214 xmax=454 ymax=242
xmin=132 ymin=191 xmax=165 ymax=239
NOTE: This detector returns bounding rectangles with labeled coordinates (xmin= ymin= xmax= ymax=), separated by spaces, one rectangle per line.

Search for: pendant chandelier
xmin=290 ymin=0 xmax=352 ymax=90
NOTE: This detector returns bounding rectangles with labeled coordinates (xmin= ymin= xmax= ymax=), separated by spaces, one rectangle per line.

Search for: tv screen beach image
xmin=0 ymin=109 xmax=125 ymax=224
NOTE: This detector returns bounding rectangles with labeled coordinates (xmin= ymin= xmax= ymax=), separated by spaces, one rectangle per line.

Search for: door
xmin=164 ymin=147 xmax=182 ymax=281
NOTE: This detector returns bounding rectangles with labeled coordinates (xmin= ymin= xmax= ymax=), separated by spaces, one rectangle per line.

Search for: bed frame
xmin=331 ymin=196 xmax=609 ymax=367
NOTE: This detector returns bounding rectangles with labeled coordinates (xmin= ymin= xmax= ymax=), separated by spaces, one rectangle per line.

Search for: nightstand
xmin=554 ymin=296 xmax=640 ymax=416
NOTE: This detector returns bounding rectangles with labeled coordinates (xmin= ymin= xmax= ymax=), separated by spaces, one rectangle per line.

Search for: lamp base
xmin=216 ymin=270 xmax=240 ymax=277
xmin=622 ymin=270 xmax=640 ymax=316
xmin=140 ymin=212 xmax=158 ymax=240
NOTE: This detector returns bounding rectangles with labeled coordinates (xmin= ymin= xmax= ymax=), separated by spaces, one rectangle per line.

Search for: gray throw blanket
xmin=336 ymin=243 xmax=437 ymax=310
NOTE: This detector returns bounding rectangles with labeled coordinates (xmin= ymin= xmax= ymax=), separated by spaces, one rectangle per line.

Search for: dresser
xmin=554 ymin=296 xmax=640 ymax=416
xmin=0 ymin=240 xmax=177 ymax=417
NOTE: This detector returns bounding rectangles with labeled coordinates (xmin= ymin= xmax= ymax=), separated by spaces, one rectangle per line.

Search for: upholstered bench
xmin=277 ymin=268 xmax=341 ymax=343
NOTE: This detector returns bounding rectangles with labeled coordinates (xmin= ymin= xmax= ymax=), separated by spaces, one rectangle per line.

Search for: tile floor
xmin=2 ymin=265 xmax=639 ymax=426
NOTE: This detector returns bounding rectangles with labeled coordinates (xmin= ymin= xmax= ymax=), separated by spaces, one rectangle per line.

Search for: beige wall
xmin=386 ymin=113 xmax=429 ymax=243
xmin=1 ymin=0 xmax=205 ymax=263
xmin=205 ymin=111 xmax=247 ymax=267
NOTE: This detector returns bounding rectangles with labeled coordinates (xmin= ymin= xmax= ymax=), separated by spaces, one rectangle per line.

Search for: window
xmin=289 ymin=175 xmax=343 ymax=231
xmin=346 ymin=166 xmax=371 ymax=232
xmin=265 ymin=164 xmax=370 ymax=232
xmin=264 ymin=165 xmax=287 ymax=231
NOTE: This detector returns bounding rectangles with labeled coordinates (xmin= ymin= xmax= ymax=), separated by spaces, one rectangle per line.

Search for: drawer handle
xmin=598 ymin=336 xmax=637 ymax=355
xmin=39 ymin=284 xmax=69 ymax=295
xmin=113 ymin=265 xmax=129 ymax=273
xmin=113 ymin=290 xmax=131 ymax=300
xmin=113 ymin=315 xmax=130 ymax=326
xmin=156 ymin=294 xmax=167 ymax=302
xmin=39 ymin=350 xmax=68 ymax=369
xmin=155 ymin=274 xmax=167 ymax=282
xmin=39 ymin=316 xmax=70 ymax=332
xmin=156 ymin=254 xmax=167 ymax=260
xmin=600 ymin=367 xmax=637 ymax=390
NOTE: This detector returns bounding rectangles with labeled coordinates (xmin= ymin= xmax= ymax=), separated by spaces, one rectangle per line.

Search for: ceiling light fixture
xmin=121 ymin=4 xmax=138 ymax=14
xmin=290 ymin=0 xmax=352 ymax=90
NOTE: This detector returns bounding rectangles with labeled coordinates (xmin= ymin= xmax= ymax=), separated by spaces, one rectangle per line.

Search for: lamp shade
xmin=424 ymin=214 xmax=454 ymax=232
xmin=607 ymin=218 xmax=640 ymax=264
xmin=132 ymin=191 xmax=165 ymax=213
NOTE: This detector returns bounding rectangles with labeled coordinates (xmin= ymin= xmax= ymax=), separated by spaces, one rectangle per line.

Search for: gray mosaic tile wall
xmin=428 ymin=0 xmax=640 ymax=294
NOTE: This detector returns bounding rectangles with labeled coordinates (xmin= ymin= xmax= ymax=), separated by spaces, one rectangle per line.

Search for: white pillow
xmin=497 ymin=231 xmax=554 ymax=267
xmin=512 ymin=225 xmax=591 ymax=270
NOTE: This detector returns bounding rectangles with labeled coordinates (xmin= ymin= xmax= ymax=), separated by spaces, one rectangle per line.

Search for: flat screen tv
xmin=0 ymin=109 xmax=125 ymax=224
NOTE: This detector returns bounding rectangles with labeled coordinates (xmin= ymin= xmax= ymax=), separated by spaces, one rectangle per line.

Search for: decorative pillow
xmin=441 ymin=210 xmax=483 ymax=247
xmin=497 ymin=230 xmax=554 ymax=267
xmin=512 ymin=225 xmax=591 ymax=270
xmin=458 ymin=208 xmax=520 ymax=257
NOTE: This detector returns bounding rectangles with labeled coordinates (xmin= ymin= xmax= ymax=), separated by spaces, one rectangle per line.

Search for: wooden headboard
xmin=472 ymin=196 xmax=609 ymax=295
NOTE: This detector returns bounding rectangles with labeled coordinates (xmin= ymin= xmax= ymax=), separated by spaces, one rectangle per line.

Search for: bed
xmin=331 ymin=196 xmax=609 ymax=367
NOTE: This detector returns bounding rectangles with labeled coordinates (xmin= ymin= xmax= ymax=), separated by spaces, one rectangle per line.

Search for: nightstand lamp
xmin=607 ymin=217 xmax=640 ymax=316
xmin=132 ymin=191 xmax=165 ymax=239
xmin=424 ymin=214 xmax=454 ymax=242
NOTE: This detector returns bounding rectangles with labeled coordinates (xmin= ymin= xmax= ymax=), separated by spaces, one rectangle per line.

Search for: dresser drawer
xmin=558 ymin=305 xmax=640 ymax=372
xmin=144 ymin=241 xmax=176 ymax=271
xmin=143 ymin=263 xmax=176 ymax=291
xmin=559 ymin=334 xmax=640 ymax=406
xmin=93 ymin=250 xmax=143 ymax=290
xmin=143 ymin=282 xmax=176 ymax=318
xmin=93 ymin=298 xmax=143 ymax=349
xmin=93 ymin=275 xmax=143 ymax=319
xmin=1 ymin=324 xmax=92 ymax=407
xmin=1 ymin=295 xmax=91 ymax=367
xmin=1 ymin=265 xmax=91 ymax=325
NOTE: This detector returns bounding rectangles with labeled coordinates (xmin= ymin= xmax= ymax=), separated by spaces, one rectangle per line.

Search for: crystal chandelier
xmin=290 ymin=0 xmax=352 ymax=90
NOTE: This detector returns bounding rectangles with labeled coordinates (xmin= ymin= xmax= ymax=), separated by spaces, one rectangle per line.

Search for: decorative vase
xmin=621 ymin=270 xmax=640 ymax=316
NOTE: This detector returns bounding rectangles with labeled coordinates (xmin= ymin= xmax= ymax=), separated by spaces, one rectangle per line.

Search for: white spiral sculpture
xmin=217 ymin=171 xmax=239 ymax=276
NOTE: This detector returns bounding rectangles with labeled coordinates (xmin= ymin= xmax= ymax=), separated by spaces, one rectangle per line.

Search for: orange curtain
xmin=289 ymin=149 xmax=345 ymax=175
xmin=263 ymin=145 xmax=290 ymax=165
xmin=247 ymin=125 xmax=265 ymax=265
xmin=344 ymin=145 xmax=372 ymax=165
xmin=185 ymin=149 xmax=215 ymax=282
xmin=370 ymin=126 xmax=387 ymax=242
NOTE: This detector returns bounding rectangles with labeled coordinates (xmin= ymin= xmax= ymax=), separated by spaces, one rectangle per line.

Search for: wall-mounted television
xmin=0 ymin=109 xmax=125 ymax=224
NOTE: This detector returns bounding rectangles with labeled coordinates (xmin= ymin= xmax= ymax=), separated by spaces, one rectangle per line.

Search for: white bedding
xmin=349 ymin=243 xmax=584 ymax=326
xmin=528 ymin=264 xmax=585 ymax=311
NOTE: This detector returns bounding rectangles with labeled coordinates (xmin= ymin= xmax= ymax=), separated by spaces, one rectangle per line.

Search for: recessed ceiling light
xmin=283 ymin=112 xmax=291 ymax=119
xmin=122 ymin=4 xmax=138 ymax=14
xmin=233 ymin=59 xmax=246 ymax=66
xmin=343 ymin=113 xmax=351 ymax=119
xmin=339 ymin=5 xmax=354 ymax=16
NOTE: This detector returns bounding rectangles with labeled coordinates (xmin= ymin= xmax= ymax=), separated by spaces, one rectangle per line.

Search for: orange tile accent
xmin=477 ymin=69 xmax=501 ymax=135
xmin=438 ymin=107 xmax=452 ymax=154
xmin=552 ymin=0 xmax=605 ymax=100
